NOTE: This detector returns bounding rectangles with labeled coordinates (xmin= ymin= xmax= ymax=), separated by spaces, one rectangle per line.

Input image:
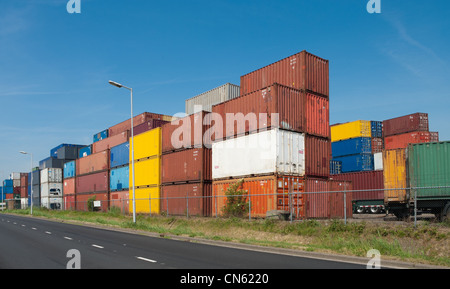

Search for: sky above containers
xmin=1 ymin=0 xmax=449 ymax=178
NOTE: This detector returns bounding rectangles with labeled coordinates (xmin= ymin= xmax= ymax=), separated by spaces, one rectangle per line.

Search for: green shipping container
xmin=408 ymin=141 xmax=450 ymax=200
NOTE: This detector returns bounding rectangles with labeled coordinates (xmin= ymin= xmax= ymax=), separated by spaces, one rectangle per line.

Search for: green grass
xmin=3 ymin=208 xmax=449 ymax=267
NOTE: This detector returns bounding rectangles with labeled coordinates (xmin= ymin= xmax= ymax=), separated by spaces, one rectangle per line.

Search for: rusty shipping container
xmin=329 ymin=180 xmax=353 ymax=219
xmin=212 ymin=175 xmax=305 ymax=219
xmin=212 ymin=83 xmax=330 ymax=140
xmin=110 ymin=190 xmax=129 ymax=214
xmin=304 ymin=177 xmax=329 ymax=218
xmin=134 ymin=119 xmax=169 ymax=136
xmin=64 ymin=194 xmax=76 ymax=210
xmin=383 ymin=149 xmax=408 ymax=204
xmin=371 ymin=137 xmax=383 ymax=153
xmin=161 ymin=148 xmax=212 ymax=184
xmin=305 ymin=135 xmax=331 ymax=178
xmin=161 ymin=183 xmax=212 ymax=217
xmin=384 ymin=131 xmax=432 ymax=150
xmin=383 ymin=112 xmax=429 ymax=137
xmin=430 ymin=131 xmax=439 ymax=142
xmin=161 ymin=111 xmax=212 ymax=153
xmin=63 ymin=177 xmax=76 ymax=195
xmin=76 ymin=150 xmax=109 ymax=176
xmin=108 ymin=112 xmax=171 ymax=137
xmin=330 ymin=171 xmax=384 ymax=202
xmin=240 ymin=50 xmax=329 ymax=96
xmin=75 ymin=171 xmax=109 ymax=194
xmin=76 ymin=192 xmax=109 ymax=212
xmin=92 ymin=130 xmax=129 ymax=154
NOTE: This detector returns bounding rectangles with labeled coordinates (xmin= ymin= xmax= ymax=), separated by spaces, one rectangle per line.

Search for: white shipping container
xmin=10 ymin=172 xmax=20 ymax=180
xmin=185 ymin=83 xmax=240 ymax=115
xmin=40 ymin=183 xmax=63 ymax=198
xmin=41 ymin=197 xmax=63 ymax=210
xmin=212 ymin=128 xmax=305 ymax=179
xmin=40 ymin=168 xmax=63 ymax=184
xmin=374 ymin=152 xmax=383 ymax=170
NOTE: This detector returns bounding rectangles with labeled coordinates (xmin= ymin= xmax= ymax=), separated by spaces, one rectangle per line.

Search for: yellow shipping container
xmin=133 ymin=157 xmax=161 ymax=188
xmin=132 ymin=127 xmax=161 ymax=161
xmin=383 ymin=148 xmax=408 ymax=204
xmin=132 ymin=186 xmax=160 ymax=214
xmin=331 ymin=120 xmax=371 ymax=142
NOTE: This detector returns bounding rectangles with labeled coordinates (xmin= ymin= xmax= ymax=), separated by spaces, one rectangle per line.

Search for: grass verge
xmin=3 ymin=208 xmax=450 ymax=267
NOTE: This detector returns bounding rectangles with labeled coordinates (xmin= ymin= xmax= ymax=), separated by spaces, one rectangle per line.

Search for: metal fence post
xmin=414 ymin=188 xmax=417 ymax=228
xmin=186 ymin=192 xmax=189 ymax=218
xmin=344 ymin=185 xmax=347 ymax=225
xmin=248 ymin=192 xmax=251 ymax=221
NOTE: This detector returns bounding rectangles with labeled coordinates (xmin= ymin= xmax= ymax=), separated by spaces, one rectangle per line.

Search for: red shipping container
xmin=76 ymin=150 xmax=109 ymax=176
xmin=430 ymin=131 xmax=439 ymax=142
xmin=161 ymin=148 xmax=212 ymax=184
xmin=329 ymin=180 xmax=353 ymax=219
xmin=305 ymin=135 xmax=331 ymax=178
xmin=384 ymin=131 xmax=431 ymax=150
xmin=212 ymin=84 xmax=329 ymax=140
xmin=161 ymin=183 xmax=212 ymax=217
xmin=371 ymin=137 xmax=383 ymax=153
xmin=92 ymin=130 xmax=129 ymax=154
xmin=134 ymin=119 xmax=169 ymax=136
xmin=63 ymin=178 xmax=76 ymax=195
xmin=240 ymin=50 xmax=329 ymax=96
xmin=64 ymin=194 xmax=76 ymax=210
xmin=75 ymin=171 xmax=109 ymax=194
xmin=20 ymin=173 xmax=28 ymax=187
xmin=162 ymin=111 xmax=212 ymax=153
xmin=5 ymin=194 xmax=13 ymax=200
xmin=20 ymin=186 xmax=28 ymax=198
xmin=110 ymin=190 xmax=129 ymax=214
xmin=304 ymin=177 xmax=329 ymax=218
xmin=383 ymin=112 xmax=429 ymax=137
xmin=109 ymin=112 xmax=167 ymax=137
xmin=76 ymin=192 xmax=109 ymax=212
xmin=330 ymin=171 xmax=383 ymax=202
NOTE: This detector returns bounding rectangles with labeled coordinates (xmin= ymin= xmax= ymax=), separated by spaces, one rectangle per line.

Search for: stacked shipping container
xmin=40 ymin=168 xmax=63 ymax=210
xmin=110 ymin=142 xmax=130 ymax=214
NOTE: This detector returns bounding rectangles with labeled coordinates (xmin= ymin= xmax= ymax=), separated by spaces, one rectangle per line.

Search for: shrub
xmin=223 ymin=179 xmax=249 ymax=217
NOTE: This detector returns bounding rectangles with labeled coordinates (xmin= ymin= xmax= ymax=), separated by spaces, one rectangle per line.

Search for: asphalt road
xmin=0 ymin=214 xmax=369 ymax=270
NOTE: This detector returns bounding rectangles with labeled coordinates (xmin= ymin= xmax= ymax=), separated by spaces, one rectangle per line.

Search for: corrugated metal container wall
xmin=331 ymin=137 xmax=372 ymax=158
xmin=76 ymin=193 xmax=109 ymax=212
xmin=407 ymin=141 xmax=450 ymax=199
xmin=383 ymin=149 xmax=408 ymax=204
xmin=64 ymin=194 xmax=76 ymax=210
xmin=384 ymin=131 xmax=431 ymax=150
xmin=305 ymin=135 xmax=331 ymax=178
xmin=212 ymin=129 xmax=305 ymax=180
xmin=328 ymin=180 xmax=353 ymax=218
xmin=109 ymin=112 xmax=168 ymax=137
xmin=333 ymin=154 xmax=374 ymax=173
xmin=185 ymin=83 xmax=241 ymax=115
xmin=57 ymin=145 xmax=84 ymax=160
xmin=64 ymin=161 xmax=76 ymax=179
xmin=110 ymin=191 xmax=129 ymax=214
xmin=93 ymin=129 xmax=109 ymax=143
xmin=92 ymin=130 xmax=129 ymax=154
xmin=330 ymin=160 xmax=342 ymax=175
xmin=63 ymin=178 xmax=76 ymax=195
xmin=76 ymin=171 xmax=109 ymax=194
xmin=383 ymin=112 xmax=429 ymax=137
xmin=110 ymin=142 xmax=129 ymax=168
xmin=239 ymin=50 xmax=329 ymax=96
xmin=374 ymin=152 xmax=383 ymax=171
xmin=110 ymin=166 xmax=129 ymax=192
xmin=372 ymin=138 xmax=383 ymax=154
xmin=212 ymin=176 xmax=305 ymax=218
xmin=162 ymin=148 xmax=211 ymax=184
xmin=330 ymin=171 xmax=384 ymax=201
xmin=161 ymin=111 xmax=211 ymax=153
xmin=331 ymin=120 xmax=371 ymax=142
xmin=132 ymin=127 xmax=161 ymax=161
xmin=133 ymin=157 xmax=161 ymax=188
xmin=212 ymin=84 xmax=330 ymax=140
xmin=76 ymin=150 xmax=109 ymax=176
xmin=371 ymin=121 xmax=383 ymax=138
xmin=40 ymin=183 xmax=63 ymax=198
xmin=133 ymin=187 xmax=160 ymax=214
xmin=39 ymin=157 xmax=65 ymax=170
xmin=161 ymin=183 xmax=212 ymax=217
xmin=79 ymin=145 xmax=92 ymax=158
xmin=40 ymin=168 xmax=63 ymax=184
xmin=134 ymin=119 xmax=169 ymax=136
xmin=304 ymin=178 xmax=329 ymax=218
xmin=430 ymin=131 xmax=439 ymax=142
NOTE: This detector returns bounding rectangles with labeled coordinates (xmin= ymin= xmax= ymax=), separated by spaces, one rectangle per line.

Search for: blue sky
xmin=1 ymin=0 xmax=449 ymax=179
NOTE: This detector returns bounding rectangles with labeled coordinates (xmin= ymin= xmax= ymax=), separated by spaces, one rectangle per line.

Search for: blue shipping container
xmin=333 ymin=154 xmax=374 ymax=173
xmin=332 ymin=137 xmax=372 ymax=158
xmin=110 ymin=166 xmax=129 ymax=191
xmin=79 ymin=145 xmax=92 ymax=158
xmin=330 ymin=160 xmax=342 ymax=175
xmin=110 ymin=142 xmax=129 ymax=168
xmin=64 ymin=161 xmax=76 ymax=179
xmin=371 ymin=121 xmax=383 ymax=138
xmin=3 ymin=186 xmax=13 ymax=194
xmin=93 ymin=129 xmax=109 ymax=143
xmin=3 ymin=179 xmax=13 ymax=187
xmin=50 ymin=143 xmax=84 ymax=158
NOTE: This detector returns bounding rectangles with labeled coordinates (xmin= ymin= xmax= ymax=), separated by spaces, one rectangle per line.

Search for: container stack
xmin=20 ymin=173 xmax=28 ymax=209
xmin=160 ymin=111 xmax=213 ymax=217
xmin=28 ymin=168 xmax=40 ymax=207
xmin=63 ymin=160 xmax=76 ymax=210
xmin=2 ymin=179 xmax=17 ymax=209
xmin=211 ymin=50 xmax=344 ymax=219
xmin=110 ymin=142 xmax=130 ymax=214
xmin=40 ymin=168 xmax=63 ymax=210
xmin=185 ymin=83 xmax=240 ymax=115
xmin=130 ymin=127 xmax=162 ymax=215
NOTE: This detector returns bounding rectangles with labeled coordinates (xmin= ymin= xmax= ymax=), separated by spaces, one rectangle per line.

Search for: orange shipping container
xmin=64 ymin=194 xmax=76 ymax=210
xmin=76 ymin=150 xmax=109 ymax=176
xmin=161 ymin=183 xmax=212 ymax=217
xmin=110 ymin=190 xmax=129 ymax=214
xmin=109 ymin=112 xmax=170 ymax=137
xmin=384 ymin=131 xmax=431 ymax=150
xmin=63 ymin=178 xmax=76 ymax=195
xmin=92 ymin=130 xmax=129 ymax=153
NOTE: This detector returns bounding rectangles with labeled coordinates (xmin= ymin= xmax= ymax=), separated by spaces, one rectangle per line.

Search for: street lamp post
xmin=19 ymin=151 xmax=33 ymax=215
xmin=109 ymin=80 xmax=136 ymax=223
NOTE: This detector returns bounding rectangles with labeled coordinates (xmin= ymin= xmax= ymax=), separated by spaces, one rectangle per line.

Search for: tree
xmin=223 ymin=179 xmax=249 ymax=217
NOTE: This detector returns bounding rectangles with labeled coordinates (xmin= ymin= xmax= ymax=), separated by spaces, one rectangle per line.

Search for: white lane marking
xmin=92 ymin=244 xmax=104 ymax=249
xmin=136 ymin=256 xmax=157 ymax=263
xmin=32 ymin=227 xmax=37 ymax=230
xmin=21 ymin=224 xmax=26 ymax=227
xmin=45 ymin=231 xmax=52 ymax=235
xmin=64 ymin=237 xmax=73 ymax=240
